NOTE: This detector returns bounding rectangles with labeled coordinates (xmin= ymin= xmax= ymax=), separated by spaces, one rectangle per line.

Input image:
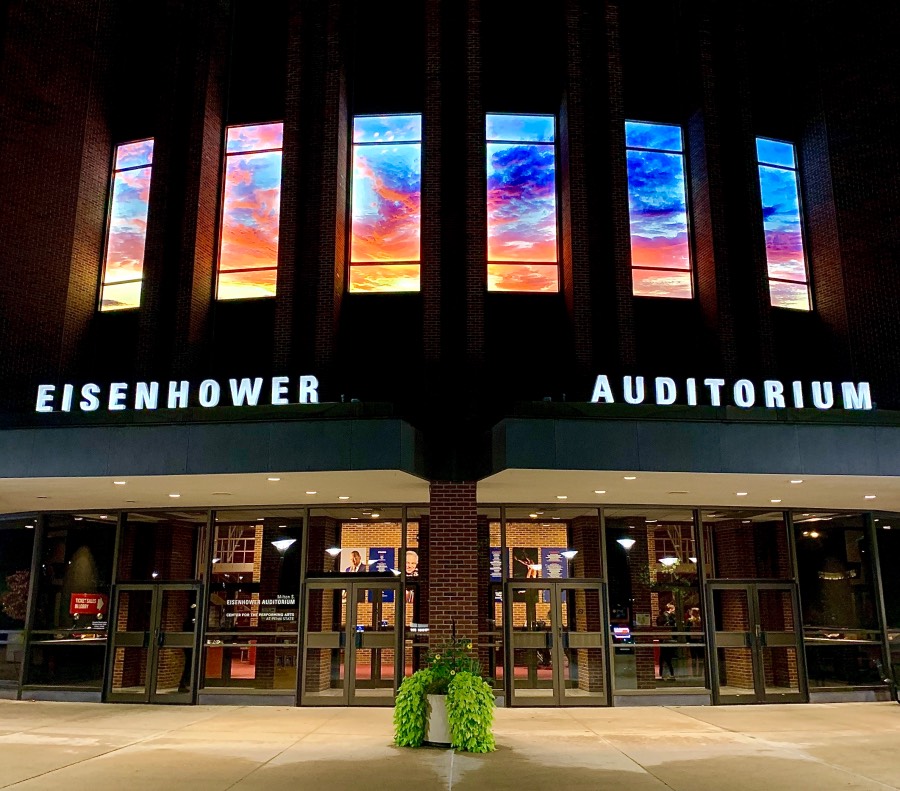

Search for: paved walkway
xmin=0 ymin=701 xmax=899 ymax=790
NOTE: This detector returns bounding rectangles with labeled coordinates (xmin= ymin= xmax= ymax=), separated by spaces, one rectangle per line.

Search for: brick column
xmin=428 ymin=482 xmax=479 ymax=648
xmin=134 ymin=0 xmax=228 ymax=381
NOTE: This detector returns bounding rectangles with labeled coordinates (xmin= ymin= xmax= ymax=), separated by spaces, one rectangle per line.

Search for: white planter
xmin=424 ymin=694 xmax=452 ymax=747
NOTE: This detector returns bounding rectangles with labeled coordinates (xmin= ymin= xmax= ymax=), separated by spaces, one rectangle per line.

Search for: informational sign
xmin=70 ymin=593 xmax=108 ymax=617
xmin=489 ymin=547 xmax=503 ymax=581
xmin=367 ymin=548 xmax=395 ymax=602
xmin=541 ymin=547 xmax=568 ymax=602
xmin=224 ymin=594 xmax=297 ymax=623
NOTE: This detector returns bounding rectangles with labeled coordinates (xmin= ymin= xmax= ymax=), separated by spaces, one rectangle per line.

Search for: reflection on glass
xmin=757 ymin=137 xmax=811 ymax=310
xmin=100 ymin=139 xmax=154 ymax=311
xmin=203 ymin=514 xmax=301 ymax=691
xmin=625 ymin=121 xmax=692 ymax=299
xmin=486 ymin=113 xmax=559 ymax=293
xmin=0 ymin=522 xmax=35 ymax=687
xmin=606 ymin=508 xmax=705 ymax=691
xmin=27 ymin=515 xmax=115 ymax=688
xmin=703 ymin=511 xmax=791 ymax=580
xmin=795 ymin=513 xmax=883 ymax=688
xmin=217 ymin=122 xmax=284 ymax=300
xmin=350 ymin=114 xmax=421 ymax=292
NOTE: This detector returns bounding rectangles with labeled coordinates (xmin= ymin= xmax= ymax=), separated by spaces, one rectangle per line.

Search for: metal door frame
xmin=300 ymin=579 xmax=402 ymax=706
xmin=504 ymin=579 xmax=610 ymax=707
xmin=104 ymin=582 xmax=201 ymax=704
xmin=707 ymin=581 xmax=807 ymax=705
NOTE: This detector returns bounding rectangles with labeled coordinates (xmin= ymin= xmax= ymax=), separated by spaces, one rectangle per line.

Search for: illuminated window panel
xmin=486 ymin=113 xmax=559 ymax=293
xmin=217 ymin=122 xmax=284 ymax=300
xmin=349 ymin=114 xmax=421 ymax=293
xmin=99 ymin=139 xmax=154 ymax=311
xmin=757 ymin=138 xmax=811 ymax=311
xmin=625 ymin=121 xmax=693 ymax=299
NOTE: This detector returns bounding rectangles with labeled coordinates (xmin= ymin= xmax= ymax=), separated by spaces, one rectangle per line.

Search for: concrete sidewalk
xmin=0 ymin=701 xmax=898 ymax=790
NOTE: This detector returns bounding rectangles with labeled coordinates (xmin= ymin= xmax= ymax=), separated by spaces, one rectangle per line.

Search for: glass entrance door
xmin=709 ymin=583 xmax=806 ymax=704
xmin=506 ymin=581 xmax=609 ymax=706
xmin=301 ymin=580 xmax=401 ymax=706
xmin=106 ymin=584 xmax=200 ymax=704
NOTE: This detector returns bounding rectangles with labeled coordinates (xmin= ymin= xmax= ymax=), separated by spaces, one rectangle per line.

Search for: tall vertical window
xmin=756 ymin=138 xmax=811 ymax=311
xmin=217 ymin=122 xmax=283 ymax=300
xmin=486 ymin=114 xmax=559 ymax=292
xmin=625 ymin=121 xmax=693 ymax=299
xmin=99 ymin=139 xmax=154 ymax=311
xmin=349 ymin=114 xmax=421 ymax=293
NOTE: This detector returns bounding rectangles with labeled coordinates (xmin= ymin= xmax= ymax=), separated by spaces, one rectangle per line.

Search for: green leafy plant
xmin=393 ymin=668 xmax=433 ymax=747
xmin=447 ymin=671 xmax=496 ymax=753
xmin=424 ymin=636 xmax=481 ymax=694
xmin=393 ymin=636 xmax=496 ymax=753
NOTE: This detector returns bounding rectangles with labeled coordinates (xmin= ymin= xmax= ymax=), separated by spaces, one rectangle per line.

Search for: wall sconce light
xmin=617 ymin=538 xmax=636 ymax=550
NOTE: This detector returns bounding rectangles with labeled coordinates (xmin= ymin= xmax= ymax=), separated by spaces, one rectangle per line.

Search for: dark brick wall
xmin=1 ymin=0 xmax=899 ymax=414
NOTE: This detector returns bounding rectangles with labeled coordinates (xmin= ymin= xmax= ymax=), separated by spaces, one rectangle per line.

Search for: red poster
xmin=69 ymin=593 xmax=109 ymax=616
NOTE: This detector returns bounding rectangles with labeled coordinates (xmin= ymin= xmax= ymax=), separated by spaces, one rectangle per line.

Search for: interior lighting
xmin=99 ymin=515 xmax=108 ymax=519
xmin=688 ymin=556 xmax=697 ymax=563
xmin=659 ymin=556 xmax=679 ymax=567
xmin=212 ymin=557 xmax=221 ymax=563
xmin=271 ymin=538 xmax=297 ymax=554
xmin=561 ymin=550 xmax=578 ymax=560
xmin=594 ymin=490 xmax=606 ymax=495
xmin=809 ymin=531 xmax=820 ymax=538
xmin=114 ymin=481 xmax=127 ymax=485
xmin=771 ymin=499 xmax=782 ymax=503
xmin=151 ymin=571 xmax=159 ymax=579
xmin=325 ymin=547 xmax=342 ymax=557
xmin=736 ymin=492 xmax=748 ymax=496
xmin=371 ymin=512 xmax=381 ymax=518
xmin=339 ymin=496 xmax=350 ymax=500
xmin=267 ymin=477 xmax=281 ymax=482
xmin=556 ymin=495 xmax=568 ymax=500
xmin=883 ymin=526 xmax=892 ymax=530
xmin=617 ymin=538 xmax=636 ymax=550
xmin=864 ymin=495 xmax=877 ymax=500
xmin=528 ymin=563 xmax=543 ymax=572
xmin=529 ymin=513 xmax=538 ymax=518
xmin=624 ymin=476 xmax=637 ymax=480
xmin=645 ymin=519 xmax=657 ymax=524
xmin=790 ymin=480 xmax=804 ymax=484
xmin=25 ymin=524 xmax=34 ymax=529
xmin=169 ymin=493 xmax=181 ymax=498
xmin=306 ymin=491 xmax=317 ymax=495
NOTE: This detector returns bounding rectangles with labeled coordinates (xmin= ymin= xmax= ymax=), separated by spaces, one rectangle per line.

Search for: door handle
xmin=355 ymin=632 xmax=362 ymax=649
xmin=156 ymin=629 xmax=163 ymax=647
xmin=547 ymin=631 xmax=553 ymax=649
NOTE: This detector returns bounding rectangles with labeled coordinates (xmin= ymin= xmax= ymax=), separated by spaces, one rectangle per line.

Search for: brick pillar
xmin=428 ymin=482 xmax=478 ymax=648
xmin=134 ymin=0 xmax=228 ymax=380
xmin=303 ymin=516 xmax=338 ymax=691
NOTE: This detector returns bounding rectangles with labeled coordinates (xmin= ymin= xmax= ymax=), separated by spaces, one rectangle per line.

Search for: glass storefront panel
xmin=703 ymin=510 xmax=792 ymax=580
xmin=607 ymin=508 xmax=704 ymax=692
xmin=117 ymin=511 xmax=205 ymax=582
xmin=0 ymin=519 xmax=36 ymax=688
xmin=27 ymin=514 xmax=115 ymax=688
xmin=795 ymin=512 xmax=882 ymax=688
xmin=203 ymin=510 xmax=301 ymax=691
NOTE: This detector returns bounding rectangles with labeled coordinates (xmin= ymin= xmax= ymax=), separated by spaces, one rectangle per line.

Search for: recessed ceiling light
xmin=371 ymin=512 xmax=380 ymax=518
xmin=742 ymin=520 xmax=751 ymax=524
xmin=645 ymin=519 xmax=657 ymax=524
xmin=339 ymin=496 xmax=350 ymax=500
xmin=25 ymin=524 xmax=34 ymax=529
xmin=864 ymin=495 xmax=877 ymax=499
xmin=594 ymin=490 xmax=606 ymax=495
xmin=802 ymin=513 xmax=811 ymax=516
xmin=771 ymin=499 xmax=782 ymax=503
xmin=306 ymin=491 xmax=317 ymax=495
xmin=113 ymin=481 xmax=127 ymax=485
xmin=884 ymin=525 xmax=892 ymax=530
xmin=790 ymin=480 xmax=803 ymax=484
xmin=624 ymin=476 xmax=637 ymax=481
xmin=736 ymin=492 xmax=748 ymax=496
xmin=169 ymin=493 xmax=181 ymax=498
xmin=556 ymin=495 xmax=568 ymax=500
xmin=529 ymin=513 xmax=538 ymax=518
xmin=99 ymin=515 xmax=108 ymax=519
xmin=267 ymin=477 xmax=281 ymax=482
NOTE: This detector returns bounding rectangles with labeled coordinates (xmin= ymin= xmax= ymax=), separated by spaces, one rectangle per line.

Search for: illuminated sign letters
xmin=35 ymin=375 xmax=319 ymax=413
xmin=589 ymin=375 xmax=873 ymax=411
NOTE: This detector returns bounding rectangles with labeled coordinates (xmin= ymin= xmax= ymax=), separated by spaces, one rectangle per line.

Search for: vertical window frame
xmin=98 ymin=138 xmax=155 ymax=312
xmin=215 ymin=120 xmax=284 ymax=302
xmin=348 ymin=112 xmax=423 ymax=294
xmin=625 ymin=120 xmax=695 ymax=300
xmin=485 ymin=111 xmax=560 ymax=294
xmin=756 ymin=136 xmax=813 ymax=312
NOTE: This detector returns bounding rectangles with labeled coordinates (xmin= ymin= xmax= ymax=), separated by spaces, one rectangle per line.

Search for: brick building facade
xmin=0 ymin=0 xmax=899 ymax=709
